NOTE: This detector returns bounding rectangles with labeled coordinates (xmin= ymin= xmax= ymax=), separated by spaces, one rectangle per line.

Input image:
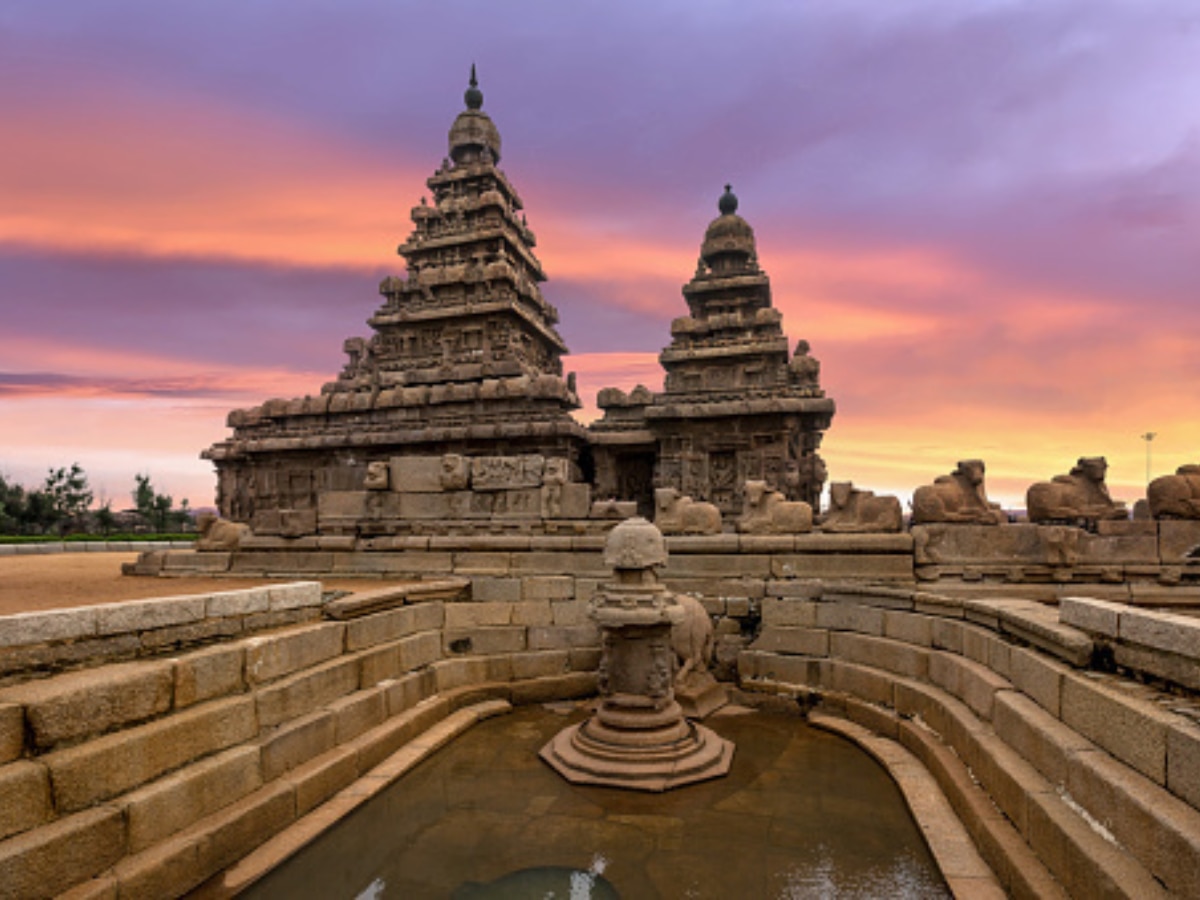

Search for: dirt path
xmin=0 ymin=553 xmax=413 ymax=616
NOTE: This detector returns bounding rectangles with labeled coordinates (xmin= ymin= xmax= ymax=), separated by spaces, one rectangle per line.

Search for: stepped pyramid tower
xmin=591 ymin=186 xmax=834 ymax=514
xmin=204 ymin=69 xmax=587 ymax=536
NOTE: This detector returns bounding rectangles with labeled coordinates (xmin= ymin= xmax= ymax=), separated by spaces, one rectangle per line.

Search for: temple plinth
xmin=539 ymin=517 xmax=733 ymax=791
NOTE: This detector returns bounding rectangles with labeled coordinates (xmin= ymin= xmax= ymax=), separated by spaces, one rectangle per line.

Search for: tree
xmin=173 ymin=497 xmax=192 ymax=532
xmin=95 ymin=500 xmax=117 ymax=536
xmin=0 ymin=473 xmax=25 ymax=534
xmin=134 ymin=473 xmax=155 ymax=522
xmin=43 ymin=464 xmax=93 ymax=533
xmin=134 ymin=473 xmax=174 ymax=533
xmin=19 ymin=490 xmax=58 ymax=535
xmin=153 ymin=493 xmax=173 ymax=533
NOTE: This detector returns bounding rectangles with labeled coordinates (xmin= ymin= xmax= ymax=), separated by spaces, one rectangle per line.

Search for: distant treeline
xmin=0 ymin=464 xmax=194 ymax=537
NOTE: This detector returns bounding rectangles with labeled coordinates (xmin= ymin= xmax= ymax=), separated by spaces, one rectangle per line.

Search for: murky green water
xmin=244 ymin=705 xmax=951 ymax=899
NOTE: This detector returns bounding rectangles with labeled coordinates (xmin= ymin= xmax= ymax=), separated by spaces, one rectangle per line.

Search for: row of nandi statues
xmin=652 ymin=457 xmax=1200 ymax=536
xmin=654 ymin=481 xmax=904 ymax=535
xmin=195 ymin=455 xmax=1200 ymax=548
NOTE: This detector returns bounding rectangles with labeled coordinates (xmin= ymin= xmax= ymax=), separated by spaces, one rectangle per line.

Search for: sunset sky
xmin=2 ymin=1 xmax=1198 ymax=510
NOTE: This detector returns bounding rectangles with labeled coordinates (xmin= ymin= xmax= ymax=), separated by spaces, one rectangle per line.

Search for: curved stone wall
xmin=0 ymin=586 xmax=598 ymax=899
xmin=740 ymin=583 xmax=1200 ymax=898
xmin=1 ymin=573 xmax=1199 ymax=897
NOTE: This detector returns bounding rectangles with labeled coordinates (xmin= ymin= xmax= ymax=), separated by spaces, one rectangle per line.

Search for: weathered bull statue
xmin=196 ymin=513 xmax=250 ymax=551
xmin=671 ymin=592 xmax=714 ymax=684
xmin=737 ymin=480 xmax=813 ymax=534
xmin=819 ymin=481 xmax=903 ymax=533
xmin=1027 ymin=456 xmax=1127 ymax=525
xmin=912 ymin=459 xmax=1006 ymax=525
xmin=654 ymin=487 xmax=722 ymax=535
xmin=1148 ymin=464 xmax=1200 ymax=519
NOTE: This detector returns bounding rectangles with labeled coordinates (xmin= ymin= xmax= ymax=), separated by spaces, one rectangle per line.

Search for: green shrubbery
xmin=0 ymin=533 xmax=194 ymax=544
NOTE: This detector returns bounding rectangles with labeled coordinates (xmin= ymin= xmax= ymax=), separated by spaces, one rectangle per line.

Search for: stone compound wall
xmin=0 ymin=541 xmax=191 ymax=556
xmin=133 ymin=522 xmax=1200 ymax=604
xmin=130 ymin=532 xmax=915 ymax=680
xmin=1 ymin=568 xmax=1199 ymax=896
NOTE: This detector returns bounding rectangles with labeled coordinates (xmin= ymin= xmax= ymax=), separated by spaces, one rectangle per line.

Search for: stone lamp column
xmin=540 ymin=517 xmax=733 ymax=791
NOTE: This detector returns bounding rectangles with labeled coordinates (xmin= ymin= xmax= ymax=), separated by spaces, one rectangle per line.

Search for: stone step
xmin=742 ymin=647 xmax=1193 ymax=897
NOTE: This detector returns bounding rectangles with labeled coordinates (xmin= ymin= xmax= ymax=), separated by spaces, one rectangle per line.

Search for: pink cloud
xmin=0 ymin=70 xmax=425 ymax=270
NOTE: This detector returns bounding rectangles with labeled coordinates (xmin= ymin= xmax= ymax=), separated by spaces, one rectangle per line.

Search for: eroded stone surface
xmin=820 ymin=482 xmax=903 ymax=533
xmin=1027 ymin=457 xmax=1127 ymax=526
xmin=737 ymin=480 xmax=813 ymax=535
xmin=912 ymin=460 xmax=1006 ymax=526
xmin=1149 ymin=464 xmax=1200 ymax=519
xmin=0 ymin=661 xmax=174 ymax=749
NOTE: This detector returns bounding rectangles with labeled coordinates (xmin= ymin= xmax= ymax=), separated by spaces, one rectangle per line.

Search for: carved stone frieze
xmin=472 ymin=455 xmax=545 ymax=490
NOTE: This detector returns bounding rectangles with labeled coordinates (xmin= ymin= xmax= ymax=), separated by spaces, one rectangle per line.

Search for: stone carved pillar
xmin=540 ymin=517 xmax=733 ymax=791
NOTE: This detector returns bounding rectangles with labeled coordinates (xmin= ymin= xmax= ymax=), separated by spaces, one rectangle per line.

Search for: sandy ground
xmin=0 ymin=553 xmax=410 ymax=616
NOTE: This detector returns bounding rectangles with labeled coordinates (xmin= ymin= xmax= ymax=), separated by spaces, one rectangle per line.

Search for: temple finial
xmin=718 ymin=184 xmax=738 ymax=216
xmin=465 ymin=64 xmax=483 ymax=110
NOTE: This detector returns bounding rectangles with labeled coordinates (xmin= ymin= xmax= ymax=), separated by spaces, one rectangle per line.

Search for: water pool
xmin=244 ymin=704 xmax=951 ymax=899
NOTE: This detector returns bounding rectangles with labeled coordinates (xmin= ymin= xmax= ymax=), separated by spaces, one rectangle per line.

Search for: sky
xmin=2 ymin=0 xmax=1198 ymax=510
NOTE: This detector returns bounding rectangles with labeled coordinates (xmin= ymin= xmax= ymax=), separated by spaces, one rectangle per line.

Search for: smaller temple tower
xmin=591 ymin=186 xmax=834 ymax=514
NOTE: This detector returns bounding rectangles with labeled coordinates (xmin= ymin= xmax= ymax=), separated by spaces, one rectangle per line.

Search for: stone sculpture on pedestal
xmin=1149 ymin=465 xmax=1200 ymax=519
xmin=912 ymin=460 xmax=1007 ymax=526
xmin=670 ymin=592 xmax=728 ymax=719
xmin=737 ymin=480 xmax=814 ymax=534
xmin=195 ymin=514 xmax=249 ymax=551
xmin=653 ymin=488 xmax=722 ymax=535
xmin=819 ymin=482 xmax=903 ymax=533
xmin=1027 ymin=457 xmax=1128 ymax=526
xmin=540 ymin=517 xmax=733 ymax=791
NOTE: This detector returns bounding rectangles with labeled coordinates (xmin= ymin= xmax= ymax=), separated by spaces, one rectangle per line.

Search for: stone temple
xmin=202 ymin=69 xmax=833 ymax=536
xmin=7 ymin=69 xmax=1200 ymax=900
xmin=591 ymin=185 xmax=833 ymax=515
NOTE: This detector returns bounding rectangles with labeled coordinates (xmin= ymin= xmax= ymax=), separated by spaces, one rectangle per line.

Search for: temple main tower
xmin=204 ymin=69 xmax=587 ymax=536
xmin=361 ymin=65 xmax=580 ymax=429
xmin=591 ymin=186 xmax=834 ymax=514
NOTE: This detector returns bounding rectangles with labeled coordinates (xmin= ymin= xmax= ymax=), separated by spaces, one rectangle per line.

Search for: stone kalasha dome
xmin=203 ymin=69 xmax=587 ymax=537
xmin=202 ymin=71 xmax=835 ymax=536
xmin=591 ymin=185 xmax=835 ymax=514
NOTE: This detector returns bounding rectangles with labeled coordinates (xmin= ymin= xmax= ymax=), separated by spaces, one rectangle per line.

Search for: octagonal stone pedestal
xmin=540 ymin=695 xmax=733 ymax=792
xmin=540 ymin=517 xmax=733 ymax=791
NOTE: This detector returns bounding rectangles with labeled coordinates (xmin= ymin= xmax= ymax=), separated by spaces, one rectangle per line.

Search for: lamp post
xmin=1141 ymin=432 xmax=1157 ymax=485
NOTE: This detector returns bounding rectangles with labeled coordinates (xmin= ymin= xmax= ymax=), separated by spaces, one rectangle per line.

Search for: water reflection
xmin=246 ymin=705 xmax=951 ymax=899
xmin=453 ymin=864 xmax=620 ymax=899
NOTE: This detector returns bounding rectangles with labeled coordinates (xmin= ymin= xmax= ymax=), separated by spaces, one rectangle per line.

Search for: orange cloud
xmin=0 ymin=73 xmax=423 ymax=270
xmin=0 ymin=335 xmax=329 ymax=400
